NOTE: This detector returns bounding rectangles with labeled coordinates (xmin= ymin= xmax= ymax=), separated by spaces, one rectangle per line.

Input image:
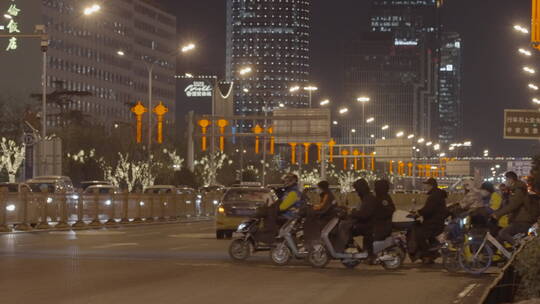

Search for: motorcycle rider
xmin=278 ymin=173 xmax=303 ymax=219
xmin=373 ymin=179 xmax=396 ymax=242
xmin=492 ymin=171 xmax=538 ymax=247
xmin=410 ymin=177 xmax=449 ymax=264
xmin=304 ymin=181 xmax=336 ymax=249
xmin=346 ymin=179 xmax=378 ymax=259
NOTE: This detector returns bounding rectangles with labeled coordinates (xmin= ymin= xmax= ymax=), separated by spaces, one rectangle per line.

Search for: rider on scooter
xmin=373 ymin=180 xmax=396 ymax=242
xmin=348 ymin=179 xmax=378 ymax=259
xmin=279 ymin=173 xmax=303 ymax=219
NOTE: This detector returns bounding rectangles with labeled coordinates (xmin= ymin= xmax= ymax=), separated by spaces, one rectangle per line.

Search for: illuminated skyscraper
xmin=438 ymin=32 xmax=463 ymax=144
xmin=342 ymin=0 xmax=442 ymax=144
xmin=226 ymin=0 xmax=311 ymax=116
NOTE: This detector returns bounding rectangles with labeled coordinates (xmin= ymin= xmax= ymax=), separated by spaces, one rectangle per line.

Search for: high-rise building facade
xmin=342 ymin=0 xmax=442 ymax=145
xmin=226 ymin=0 xmax=310 ymax=116
xmin=0 ymin=0 xmax=177 ymax=129
xmin=438 ymin=32 xmax=463 ymax=144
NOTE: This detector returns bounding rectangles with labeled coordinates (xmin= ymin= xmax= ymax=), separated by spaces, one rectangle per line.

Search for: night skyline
xmin=166 ymin=0 xmax=535 ymax=156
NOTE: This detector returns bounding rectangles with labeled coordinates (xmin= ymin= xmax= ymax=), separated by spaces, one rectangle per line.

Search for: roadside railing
xmin=480 ymin=241 xmax=527 ymax=304
xmin=0 ymin=188 xmax=218 ymax=232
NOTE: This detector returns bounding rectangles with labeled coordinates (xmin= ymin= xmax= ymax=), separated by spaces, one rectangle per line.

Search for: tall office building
xmin=0 ymin=0 xmax=177 ymax=129
xmin=225 ymin=0 xmax=311 ymax=117
xmin=342 ymin=0 xmax=442 ymax=145
xmin=438 ymin=32 xmax=463 ymax=144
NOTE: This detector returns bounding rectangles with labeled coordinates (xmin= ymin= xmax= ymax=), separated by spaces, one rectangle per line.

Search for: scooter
xmin=269 ymin=217 xmax=308 ymax=265
xmin=228 ymin=218 xmax=273 ymax=261
xmin=307 ymin=211 xmax=409 ymax=269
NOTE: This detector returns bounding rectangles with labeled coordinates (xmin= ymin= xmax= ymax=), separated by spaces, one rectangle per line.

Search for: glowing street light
xmin=304 ymin=86 xmax=318 ymax=92
xmin=426 ymin=141 xmax=433 ymax=146
xmin=519 ymin=48 xmax=532 ymax=56
xmin=417 ymin=138 xmax=425 ymax=144
xmin=366 ymin=117 xmax=375 ymax=123
xmin=333 ymin=120 xmax=338 ymax=125
xmin=530 ymin=84 xmax=539 ymax=91
xmin=463 ymin=141 xmax=472 ymax=147
xmin=184 ymin=73 xmax=194 ymax=78
xmin=396 ymin=131 xmax=404 ymax=138
xmin=523 ymin=66 xmax=536 ymax=74
xmin=116 ymin=50 xmax=125 ymax=56
xmin=439 ymin=153 xmax=446 ymax=157
xmin=339 ymin=107 xmax=349 ymax=114
xmin=433 ymin=144 xmax=440 ymax=151
xmin=83 ymin=4 xmax=101 ymax=16
xmin=279 ymin=103 xmax=285 ymax=108
xmin=351 ymin=129 xmax=357 ymax=133
xmin=289 ymin=86 xmax=300 ymax=92
xmin=243 ymin=88 xmax=250 ymax=93
xmin=407 ymin=134 xmax=415 ymax=139
xmin=239 ymin=66 xmax=253 ymax=75
xmin=181 ymin=43 xmax=196 ymax=53
xmin=357 ymin=96 xmax=370 ymax=103
xmin=533 ymin=98 xmax=540 ymax=104
xmin=514 ymin=25 xmax=529 ymax=34
xmin=320 ymin=99 xmax=330 ymax=106
xmin=381 ymin=125 xmax=389 ymax=130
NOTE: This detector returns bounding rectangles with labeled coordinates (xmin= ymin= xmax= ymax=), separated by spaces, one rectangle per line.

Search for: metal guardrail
xmin=480 ymin=241 xmax=528 ymax=304
xmin=0 ymin=188 xmax=219 ymax=232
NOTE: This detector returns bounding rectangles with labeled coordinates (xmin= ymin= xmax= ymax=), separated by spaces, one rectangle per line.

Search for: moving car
xmin=80 ymin=180 xmax=112 ymax=191
xmin=215 ymin=187 xmax=275 ymax=239
xmin=83 ymin=185 xmax=120 ymax=195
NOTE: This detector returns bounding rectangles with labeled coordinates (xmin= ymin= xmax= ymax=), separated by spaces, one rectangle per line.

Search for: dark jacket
xmin=373 ymin=182 xmax=396 ymax=240
xmin=419 ymin=187 xmax=449 ymax=231
xmin=494 ymin=181 xmax=537 ymax=224
xmin=351 ymin=184 xmax=377 ymax=226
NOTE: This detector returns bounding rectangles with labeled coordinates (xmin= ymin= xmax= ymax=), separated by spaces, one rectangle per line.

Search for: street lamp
xmin=366 ymin=117 xmax=375 ymax=123
xmin=396 ymin=131 xmax=404 ymax=138
xmin=519 ymin=48 xmax=532 ymax=56
xmin=289 ymin=86 xmax=300 ymax=92
xmin=181 ymin=43 xmax=196 ymax=53
xmin=426 ymin=141 xmax=433 ymax=146
xmin=524 ymin=66 xmax=536 ymax=74
xmin=356 ymin=96 xmax=370 ymax=156
xmin=529 ymin=84 xmax=539 ymax=90
xmin=83 ymin=4 xmax=101 ymax=16
xmin=320 ymin=99 xmax=330 ymax=106
xmin=339 ymin=107 xmax=349 ymax=114
xmin=417 ymin=138 xmax=425 ymax=144
xmin=514 ymin=25 xmax=529 ymax=34
xmin=304 ymin=86 xmax=318 ymax=108
xmin=533 ymin=98 xmax=540 ymax=104
xmin=381 ymin=125 xmax=389 ymax=130
xmin=407 ymin=134 xmax=415 ymax=139
xmin=118 ymin=43 xmax=196 ymax=152
xmin=239 ymin=66 xmax=252 ymax=75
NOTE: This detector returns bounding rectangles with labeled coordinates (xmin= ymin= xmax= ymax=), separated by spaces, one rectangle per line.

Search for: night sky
xmin=162 ymin=0 xmax=536 ymax=157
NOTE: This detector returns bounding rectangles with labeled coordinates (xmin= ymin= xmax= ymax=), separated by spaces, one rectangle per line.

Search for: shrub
xmin=515 ymin=238 xmax=540 ymax=299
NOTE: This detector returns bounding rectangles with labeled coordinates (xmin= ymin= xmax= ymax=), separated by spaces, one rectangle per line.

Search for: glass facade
xmin=226 ymin=0 xmax=311 ymax=117
xmin=13 ymin=0 xmax=176 ymax=128
xmin=438 ymin=32 xmax=462 ymax=144
xmin=342 ymin=0 xmax=441 ymax=145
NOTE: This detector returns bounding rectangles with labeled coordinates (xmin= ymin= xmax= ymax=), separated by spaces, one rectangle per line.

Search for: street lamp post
xmin=357 ymin=96 xmax=370 ymax=159
xmin=304 ymin=86 xmax=318 ymax=108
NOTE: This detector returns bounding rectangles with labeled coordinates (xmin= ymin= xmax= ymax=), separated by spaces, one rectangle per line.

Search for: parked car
xmin=80 ymin=180 xmax=112 ymax=191
xmin=143 ymin=185 xmax=178 ymax=194
xmin=26 ymin=176 xmax=75 ymax=194
xmin=0 ymin=182 xmax=31 ymax=193
xmin=83 ymin=185 xmax=120 ymax=195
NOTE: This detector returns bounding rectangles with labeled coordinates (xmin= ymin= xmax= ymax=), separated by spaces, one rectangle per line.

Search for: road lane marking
xmin=453 ymin=283 xmax=478 ymax=303
xmin=92 ymin=243 xmax=139 ymax=249
xmin=168 ymin=233 xmax=215 ymax=239
xmin=49 ymin=231 xmax=126 ymax=236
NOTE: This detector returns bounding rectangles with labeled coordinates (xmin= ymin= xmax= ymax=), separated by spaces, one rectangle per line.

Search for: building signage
xmin=504 ymin=109 xmax=540 ymax=139
xmin=2 ymin=1 xmax=21 ymax=51
xmin=184 ymin=81 xmax=212 ymax=98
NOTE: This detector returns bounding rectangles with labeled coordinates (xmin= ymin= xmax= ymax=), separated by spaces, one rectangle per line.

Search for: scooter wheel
xmin=341 ymin=259 xmax=360 ymax=269
xmin=229 ymin=239 xmax=251 ymax=261
xmin=308 ymin=242 xmax=330 ymax=268
xmin=270 ymin=242 xmax=292 ymax=266
xmin=381 ymin=246 xmax=404 ymax=270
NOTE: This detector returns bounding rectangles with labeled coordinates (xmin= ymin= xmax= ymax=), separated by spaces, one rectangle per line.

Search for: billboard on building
xmin=445 ymin=160 xmax=472 ymax=177
xmin=507 ymin=160 xmax=532 ymax=177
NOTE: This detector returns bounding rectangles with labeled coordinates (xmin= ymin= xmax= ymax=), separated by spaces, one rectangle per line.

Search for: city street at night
xmin=0 ymin=221 xmax=491 ymax=304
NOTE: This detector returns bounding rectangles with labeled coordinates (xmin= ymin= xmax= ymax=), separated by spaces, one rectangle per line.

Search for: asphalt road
xmin=0 ymin=221 xmax=493 ymax=304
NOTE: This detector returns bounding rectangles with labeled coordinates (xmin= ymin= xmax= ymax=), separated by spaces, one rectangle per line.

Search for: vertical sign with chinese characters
xmin=1 ymin=0 xmax=21 ymax=51
xmin=504 ymin=109 xmax=540 ymax=139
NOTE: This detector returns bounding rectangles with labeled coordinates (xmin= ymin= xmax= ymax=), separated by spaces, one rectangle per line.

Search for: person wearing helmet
xmin=373 ymin=179 xmax=396 ymax=242
xmin=278 ymin=173 xmax=303 ymax=219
